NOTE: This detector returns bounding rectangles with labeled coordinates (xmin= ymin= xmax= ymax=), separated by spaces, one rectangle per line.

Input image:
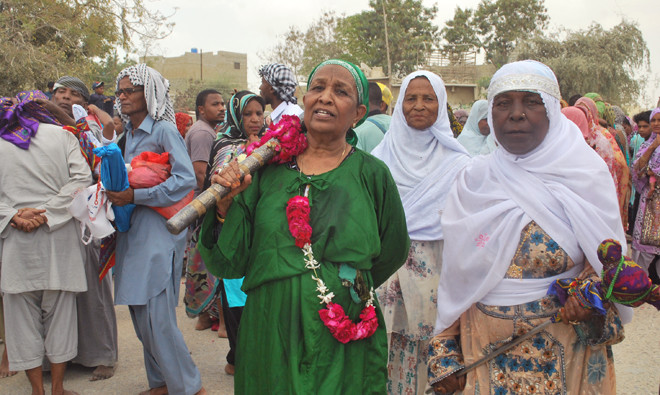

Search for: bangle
xmin=216 ymin=213 xmax=225 ymax=223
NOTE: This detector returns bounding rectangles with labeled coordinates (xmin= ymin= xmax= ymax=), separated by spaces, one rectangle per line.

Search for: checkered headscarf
xmin=116 ymin=64 xmax=175 ymax=125
xmin=53 ymin=76 xmax=90 ymax=101
xmin=258 ymin=63 xmax=298 ymax=104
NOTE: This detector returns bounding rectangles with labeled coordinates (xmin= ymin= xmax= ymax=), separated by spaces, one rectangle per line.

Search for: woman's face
xmin=185 ymin=119 xmax=193 ymax=133
xmin=402 ymin=77 xmax=438 ymax=130
xmin=303 ymin=65 xmax=366 ymax=137
xmin=623 ymin=123 xmax=632 ymax=136
xmin=478 ymin=119 xmax=490 ymax=136
xmin=492 ymin=91 xmax=549 ymax=155
xmin=651 ymin=113 xmax=660 ymax=135
xmin=242 ymin=99 xmax=265 ymax=138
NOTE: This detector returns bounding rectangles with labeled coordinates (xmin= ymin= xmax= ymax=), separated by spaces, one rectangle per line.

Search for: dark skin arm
xmin=87 ymin=104 xmax=116 ymax=141
xmin=192 ymin=162 xmax=208 ymax=192
xmin=36 ymin=99 xmax=116 ymax=141
xmin=106 ymin=188 xmax=134 ymax=206
xmin=35 ymin=99 xmax=76 ymax=126
xmin=432 ymin=374 xmax=466 ymax=394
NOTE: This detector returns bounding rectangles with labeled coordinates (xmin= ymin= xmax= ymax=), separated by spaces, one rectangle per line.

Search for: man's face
xmin=638 ymin=120 xmax=651 ymax=140
xmin=198 ymin=93 xmax=225 ymax=126
xmin=259 ymin=77 xmax=275 ymax=105
xmin=117 ymin=76 xmax=147 ymax=119
xmin=52 ymin=87 xmax=86 ymax=117
xmin=95 ymin=86 xmax=105 ymax=95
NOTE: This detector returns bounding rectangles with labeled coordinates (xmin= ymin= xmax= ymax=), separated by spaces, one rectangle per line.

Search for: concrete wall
xmin=145 ymin=50 xmax=248 ymax=91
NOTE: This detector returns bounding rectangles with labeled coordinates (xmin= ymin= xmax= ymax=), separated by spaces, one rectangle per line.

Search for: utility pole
xmin=381 ymin=0 xmax=392 ymax=87
xmin=200 ymin=49 xmax=203 ymax=81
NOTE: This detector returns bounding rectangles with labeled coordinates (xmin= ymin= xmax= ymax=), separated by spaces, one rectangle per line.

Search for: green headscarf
xmin=585 ymin=92 xmax=606 ymax=120
xmin=307 ymin=59 xmax=369 ymax=146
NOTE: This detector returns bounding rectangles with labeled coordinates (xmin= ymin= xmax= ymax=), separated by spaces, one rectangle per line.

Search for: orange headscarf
xmin=175 ymin=112 xmax=192 ymax=137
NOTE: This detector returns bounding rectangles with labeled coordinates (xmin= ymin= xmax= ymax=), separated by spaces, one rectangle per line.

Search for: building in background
xmin=145 ymin=50 xmax=248 ymax=112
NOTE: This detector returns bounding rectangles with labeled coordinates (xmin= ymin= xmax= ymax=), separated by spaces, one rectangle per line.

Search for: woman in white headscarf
xmin=456 ymin=99 xmax=496 ymax=156
xmin=427 ymin=60 xmax=628 ymax=395
xmin=372 ymin=71 xmax=470 ymax=395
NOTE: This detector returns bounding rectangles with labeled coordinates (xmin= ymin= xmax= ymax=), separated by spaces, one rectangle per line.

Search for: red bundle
xmin=128 ymin=152 xmax=193 ymax=219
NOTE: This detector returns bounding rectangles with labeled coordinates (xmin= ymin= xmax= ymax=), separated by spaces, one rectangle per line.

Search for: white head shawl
xmin=456 ymin=100 xmax=494 ymax=156
xmin=372 ymin=71 xmax=470 ymax=241
xmin=434 ymin=60 xmax=630 ymax=334
xmin=116 ymin=64 xmax=175 ymax=125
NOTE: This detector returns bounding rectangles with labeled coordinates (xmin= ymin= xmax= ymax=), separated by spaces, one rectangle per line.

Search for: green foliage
xmin=301 ymin=12 xmax=353 ymax=76
xmin=260 ymin=26 xmax=306 ymax=80
xmin=88 ymin=52 xmax=137 ymax=95
xmin=515 ymin=20 xmax=650 ymax=106
xmin=261 ymin=11 xmax=351 ymax=80
xmin=0 ymin=0 xmax=173 ymax=96
xmin=441 ymin=0 xmax=548 ymax=67
xmin=171 ymin=79 xmax=235 ymax=114
xmin=338 ymin=0 xmax=439 ymax=77
xmin=264 ymin=0 xmax=438 ymax=79
xmin=440 ymin=7 xmax=479 ymax=55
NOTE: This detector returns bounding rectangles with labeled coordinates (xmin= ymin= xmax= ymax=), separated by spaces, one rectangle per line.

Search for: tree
xmin=261 ymin=11 xmax=349 ymax=81
xmin=259 ymin=26 xmax=306 ymax=81
xmin=515 ymin=20 xmax=650 ymax=106
xmin=264 ymin=1 xmax=438 ymax=79
xmin=300 ymin=12 xmax=351 ymax=76
xmin=171 ymin=79 xmax=234 ymax=113
xmin=338 ymin=0 xmax=438 ymax=77
xmin=441 ymin=0 xmax=548 ymax=67
xmin=0 ymin=0 xmax=173 ymax=95
xmin=440 ymin=7 xmax=480 ymax=55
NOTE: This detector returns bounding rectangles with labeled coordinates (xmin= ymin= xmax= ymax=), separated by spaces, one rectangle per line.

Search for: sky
xmin=150 ymin=0 xmax=660 ymax=106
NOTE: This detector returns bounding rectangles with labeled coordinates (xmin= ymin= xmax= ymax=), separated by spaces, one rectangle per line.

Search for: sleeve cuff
xmin=101 ymin=130 xmax=117 ymax=145
xmin=428 ymin=336 xmax=465 ymax=385
xmin=133 ymin=187 xmax=150 ymax=205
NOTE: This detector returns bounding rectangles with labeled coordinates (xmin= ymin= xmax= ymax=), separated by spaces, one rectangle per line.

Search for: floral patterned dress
xmin=601 ymin=129 xmax=631 ymax=230
xmin=378 ymin=240 xmax=443 ymax=395
xmin=428 ymin=222 xmax=624 ymax=394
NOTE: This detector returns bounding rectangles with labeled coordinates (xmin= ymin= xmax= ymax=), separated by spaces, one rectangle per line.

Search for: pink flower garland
xmin=318 ymin=302 xmax=379 ymax=344
xmin=250 ymin=115 xmax=379 ymax=344
xmin=246 ymin=115 xmax=307 ymax=164
xmin=286 ymin=196 xmax=312 ymax=248
xmin=286 ymin=194 xmax=378 ymax=344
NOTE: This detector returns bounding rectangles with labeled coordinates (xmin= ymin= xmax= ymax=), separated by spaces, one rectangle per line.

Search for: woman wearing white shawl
xmin=428 ymin=60 xmax=627 ymax=395
xmin=372 ymin=71 xmax=470 ymax=395
xmin=456 ymin=100 xmax=496 ymax=156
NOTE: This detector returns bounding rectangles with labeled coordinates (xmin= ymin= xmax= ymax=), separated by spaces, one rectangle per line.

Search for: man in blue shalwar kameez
xmin=107 ymin=64 xmax=206 ymax=395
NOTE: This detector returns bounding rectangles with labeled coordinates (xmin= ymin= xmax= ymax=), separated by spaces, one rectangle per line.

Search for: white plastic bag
xmin=69 ymin=182 xmax=116 ymax=244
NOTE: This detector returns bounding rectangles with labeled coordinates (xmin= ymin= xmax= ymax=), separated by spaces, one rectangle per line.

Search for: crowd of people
xmin=0 ymin=56 xmax=658 ymax=395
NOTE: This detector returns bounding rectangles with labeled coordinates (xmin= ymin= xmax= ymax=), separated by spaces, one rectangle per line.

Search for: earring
xmin=352 ymin=122 xmax=357 ymax=128
xmin=521 ymin=112 xmax=526 ymax=118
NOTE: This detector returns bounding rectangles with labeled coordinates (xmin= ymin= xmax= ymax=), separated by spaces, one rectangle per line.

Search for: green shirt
xmin=199 ymin=148 xmax=409 ymax=292
xmin=198 ymin=149 xmax=410 ymax=394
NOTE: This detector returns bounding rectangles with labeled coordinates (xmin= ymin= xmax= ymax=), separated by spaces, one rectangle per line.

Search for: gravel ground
xmin=613 ymin=303 xmax=660 ymax=394
xmin=2 ymin=280 xmax=659 ymax=394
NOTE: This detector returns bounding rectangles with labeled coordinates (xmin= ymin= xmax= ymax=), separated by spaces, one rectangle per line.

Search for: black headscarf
xmin=203 ymin=91 xmax=266 ymax=191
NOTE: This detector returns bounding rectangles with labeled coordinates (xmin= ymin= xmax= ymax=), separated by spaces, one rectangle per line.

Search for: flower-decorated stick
xmin=166 ymin=137 xmax=277 ymax=234
xmin=166 ymin=115 xmax=306 ymax=235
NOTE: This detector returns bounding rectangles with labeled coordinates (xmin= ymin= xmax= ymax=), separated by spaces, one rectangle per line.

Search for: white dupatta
xmin=434 ymin=61 xmax=631 ymax=334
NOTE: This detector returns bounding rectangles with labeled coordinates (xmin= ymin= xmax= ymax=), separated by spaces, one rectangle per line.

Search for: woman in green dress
xmin=198 ymin=59 xmax=410 ymax=394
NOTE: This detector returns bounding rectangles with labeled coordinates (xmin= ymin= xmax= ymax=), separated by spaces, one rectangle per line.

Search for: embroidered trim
xmin=488 ymin=73 xmax=561 ymax=101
